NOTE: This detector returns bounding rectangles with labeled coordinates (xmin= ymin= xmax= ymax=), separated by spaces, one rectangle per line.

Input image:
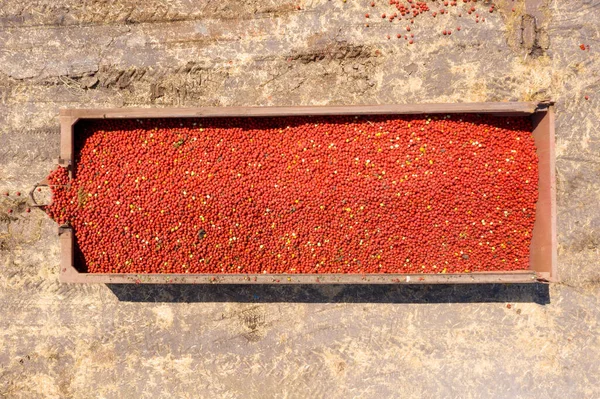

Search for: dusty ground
xmin=1 ymin=0 xmax=599 ymax=397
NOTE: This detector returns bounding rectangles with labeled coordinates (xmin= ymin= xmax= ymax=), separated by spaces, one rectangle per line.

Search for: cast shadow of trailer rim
xmin=107 ymin=283 xmax=550 ymax=304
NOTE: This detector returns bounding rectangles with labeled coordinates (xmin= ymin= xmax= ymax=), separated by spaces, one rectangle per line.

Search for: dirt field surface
xmin=1 ymin=0 xmax=599 ymax=398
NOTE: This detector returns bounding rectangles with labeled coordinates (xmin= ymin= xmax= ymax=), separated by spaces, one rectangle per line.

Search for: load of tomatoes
xmin=47 ymin=114 xmax=537 ymax=274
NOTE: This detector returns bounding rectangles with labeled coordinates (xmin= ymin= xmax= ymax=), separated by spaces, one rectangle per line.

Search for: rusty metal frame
xmin=56 ymin=102 xmax=556 ymax=284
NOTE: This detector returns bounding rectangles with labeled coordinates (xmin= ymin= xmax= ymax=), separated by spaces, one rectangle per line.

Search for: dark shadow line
xmin=107 ymin=283 xmax=550 ymax=305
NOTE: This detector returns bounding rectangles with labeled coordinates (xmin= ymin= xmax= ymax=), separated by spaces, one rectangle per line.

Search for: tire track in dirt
xmin=1 ymin=39 xmax=382 ymax=107
xmin=0 ymin=128 xmax=60 ymax=163
xmin=0 ymin=0 xmax=302 ymax=28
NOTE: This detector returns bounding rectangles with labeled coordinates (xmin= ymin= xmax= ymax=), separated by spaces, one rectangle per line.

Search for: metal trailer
xmin=40 ymin=102 xmax=555 ymax=284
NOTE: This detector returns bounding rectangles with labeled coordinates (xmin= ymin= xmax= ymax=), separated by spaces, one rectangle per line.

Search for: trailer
xmin=37 ymin=102 xmax=556 ymax=284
